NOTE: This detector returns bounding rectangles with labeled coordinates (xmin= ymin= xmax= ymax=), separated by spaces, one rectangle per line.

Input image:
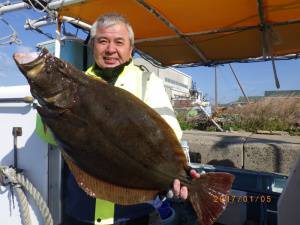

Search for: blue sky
xmin=0 ymin=6 xmax=55 ymax=86
xmin=179 ymin=59 xmax=300 ymax=103
xmin=1 ymin=3 xmax=300 ymax=104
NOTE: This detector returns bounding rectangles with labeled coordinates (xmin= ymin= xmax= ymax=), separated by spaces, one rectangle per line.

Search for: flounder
xmin=14 ymin=49 xmax=234 ymax=225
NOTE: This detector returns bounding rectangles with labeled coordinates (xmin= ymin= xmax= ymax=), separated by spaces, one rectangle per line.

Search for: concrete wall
xmin=183 ymin=130 xmax=300 ymax=175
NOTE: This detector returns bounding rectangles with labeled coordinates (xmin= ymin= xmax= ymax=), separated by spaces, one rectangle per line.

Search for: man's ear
xmin=130 ymin=46 xmax=134 ymax=57
xmin=88 ymin=38 xmax=94 ymax=49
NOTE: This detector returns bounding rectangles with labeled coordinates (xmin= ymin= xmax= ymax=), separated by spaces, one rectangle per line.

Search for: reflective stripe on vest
xmin=35 ymin=113 xmax=57 ymax=146
xmin=94 ymin=199 xmax=115 ymax=225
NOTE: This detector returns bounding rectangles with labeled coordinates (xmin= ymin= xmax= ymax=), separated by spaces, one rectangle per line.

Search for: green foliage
xmin=176 ymin=111 xmax=213 ymax=131
xmin=177 ymin=112 xmax=195 ymax=130
xmin=222 ymin=114 xmax=290 ymax=132
xmin=219 ymin=98 xmax=300 ymax=135
xmin=176 ymin=98 xmax=300 ymax=136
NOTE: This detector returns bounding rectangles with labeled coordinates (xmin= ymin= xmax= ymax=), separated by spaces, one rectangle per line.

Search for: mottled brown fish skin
xmin=13 ymin=49 xmax=235 ymax=225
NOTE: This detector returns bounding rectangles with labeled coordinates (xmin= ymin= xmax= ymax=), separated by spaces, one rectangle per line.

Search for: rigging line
xmin=0 ymin=17 xmax=21 ymax=45
xmin=27 ymin=0 xmax=47 ymax=12
xmin=27 ymin=22 xmax=54 ymax=39
xmin=26 ymin=0 xmax=57 ymax=18
xmin=34 ymin=28 xmax=54 ymax=39
xmin=75 ymin=26 xmax=79 ymax=36
xmin=61 ymin=22 xmax=77 ymax=37
xmin=35 ymin=15 xmax=51 ymax=22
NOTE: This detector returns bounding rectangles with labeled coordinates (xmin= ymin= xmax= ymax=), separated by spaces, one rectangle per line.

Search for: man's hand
xmin=172 ymin=169 xmax=200 ymax=200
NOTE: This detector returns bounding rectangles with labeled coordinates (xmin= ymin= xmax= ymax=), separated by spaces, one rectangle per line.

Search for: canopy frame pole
xmin=257 ymin=0 xmax=281 ymax=89
xmin=271 ymin=56 xmax=281 ymax=89
xmin=229 ymin=64 xmax=250 ymax=103
xmin=137 ymin=19 xmax=300 ymax=44
xmin=187 ymin=19 xmax=300 ymax=36
xmin=257 ymin=0 xmax=270 ymax=58
xmin=135 ymin=0 xmax=209 ymax=64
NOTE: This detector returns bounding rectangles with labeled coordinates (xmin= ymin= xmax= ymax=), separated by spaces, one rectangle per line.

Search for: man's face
xmin=93 ymin=22 xmax=133 ymax=69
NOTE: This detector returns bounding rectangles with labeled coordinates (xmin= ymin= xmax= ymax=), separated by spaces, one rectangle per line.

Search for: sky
xmin=0 ymin=5 xmax=55 ymax=85
xmin=1 ymin=2 xmax=300 ymax=104
xmin=179 ymin=59 xmax=300 ymax=103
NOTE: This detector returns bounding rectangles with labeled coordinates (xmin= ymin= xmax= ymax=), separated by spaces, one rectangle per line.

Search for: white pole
xmin=0 ymin=0 xmax=86 ymax=14
xmin=48 ymin=0 xmax=86 ymax=9
xmin=54 ymin=20 xmax=61 ymax=58
xmin=24 ymin=18 xmax=55 ymax=30
xmin=0 ymin=2 xmax=29 ymax=14
xmin=62 ymin=16 xmax=91 ymax=30
xmin=199 ymin=105 xmax=224 ymax=132
xmin=24 ymin=16 xmax=91 ymax=31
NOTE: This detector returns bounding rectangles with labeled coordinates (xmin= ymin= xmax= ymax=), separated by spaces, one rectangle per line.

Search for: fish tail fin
xmin=188 ymin=172 xmax=235 ymax=225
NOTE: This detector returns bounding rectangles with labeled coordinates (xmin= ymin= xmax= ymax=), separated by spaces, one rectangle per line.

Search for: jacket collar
xmin=88 ymin=60 xmax=132 ymax=85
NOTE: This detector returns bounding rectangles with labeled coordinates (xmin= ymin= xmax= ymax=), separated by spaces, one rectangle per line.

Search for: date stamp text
xmin=212 ymin=194 xmax=272 ymax=204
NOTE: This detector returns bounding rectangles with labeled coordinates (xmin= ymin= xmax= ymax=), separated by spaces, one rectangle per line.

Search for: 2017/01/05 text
xmin=212 ymin=195 xmax=272 ymax=204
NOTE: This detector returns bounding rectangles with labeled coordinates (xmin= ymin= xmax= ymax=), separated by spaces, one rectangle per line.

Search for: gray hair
xmin=89 ymin=13 xmax=134 ymax=47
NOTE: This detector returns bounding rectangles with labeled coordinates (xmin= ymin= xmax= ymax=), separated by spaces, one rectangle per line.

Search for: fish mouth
xmin=13 ymin=52 xmax=40 ymax=64
xmin=13 ymin=48 xmax=49 ymax=79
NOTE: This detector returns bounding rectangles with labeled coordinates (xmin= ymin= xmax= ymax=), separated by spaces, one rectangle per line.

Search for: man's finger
xmin=173 ymin=179 xmax=180 ymax=197
xmin=190 ymin=169 xmax=200 ymax=179
xmin=180 ymin=186 xmax=188 ymax=200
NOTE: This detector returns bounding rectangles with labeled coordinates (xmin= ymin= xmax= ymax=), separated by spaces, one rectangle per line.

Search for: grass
xmin=219 ymin=97 xmax=300 ymax=135
xmin=176 ymin=97 xmax=300 ymax=135
xmin=177 ymin=111 xmax=196 ymax=130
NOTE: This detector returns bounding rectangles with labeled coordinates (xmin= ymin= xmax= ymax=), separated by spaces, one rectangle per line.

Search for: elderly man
xmin=60 ymin=14 xmax=200 ymax=225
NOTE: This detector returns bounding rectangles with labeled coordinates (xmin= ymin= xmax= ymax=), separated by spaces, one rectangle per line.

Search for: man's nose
xmin=106 ymin=43 xmax=116 ymax=53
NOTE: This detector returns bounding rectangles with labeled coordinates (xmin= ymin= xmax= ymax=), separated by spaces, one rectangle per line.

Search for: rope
xmin=14 ymin=186 xmax=32 ymax=225
xmin=0 ymin=17 xmax=22 ymax=45
xmin=0 ymin=166 xmax=53 ymax=225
